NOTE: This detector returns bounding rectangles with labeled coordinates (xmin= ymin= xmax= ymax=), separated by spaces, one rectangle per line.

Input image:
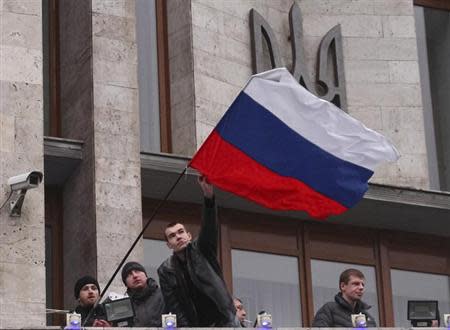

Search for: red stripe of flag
xmin=190 ymin=131 xmax=347 ymax=219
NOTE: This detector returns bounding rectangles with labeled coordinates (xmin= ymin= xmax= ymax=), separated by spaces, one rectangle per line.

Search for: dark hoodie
xmin=126 ymin=277 xmax=165 ymax=327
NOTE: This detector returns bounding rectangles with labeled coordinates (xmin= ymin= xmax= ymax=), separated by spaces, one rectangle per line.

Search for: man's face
xmin=165 ymin=223 xmax=192 ymax=253
xmin=234 ymin=299 xmax=247 ymax=323
xmin=340 ymin=275 xmax=365 ymax=303
xmin=125 ymin=270 xmax=148 ymax=290
xmin=79 ymin=284 xmax=99 ymax=307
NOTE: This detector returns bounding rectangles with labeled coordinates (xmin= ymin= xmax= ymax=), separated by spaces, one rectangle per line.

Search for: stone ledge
xmin=140 ymin=152 xmax=450 ymax=237
xmin=43 ymin=136 xmax=83 ymax=185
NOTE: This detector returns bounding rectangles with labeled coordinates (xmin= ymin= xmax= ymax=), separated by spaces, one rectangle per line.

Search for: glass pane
xmin=311 ymin=259 xmax=380 ymax=325
xmin=143 ymin=239 xmax=171 ymax=284
xmin=414 ymin=5 xmax=450 ymax=190
xmin=232 ymin=249 xmax=302 ymax=327
xmin=391 ymin=269 xmax=450 ymax=327
xmin=136 ymin=0 xmax=161 ymax=152
xmin=423 ymin=7 xmax=450 ymax=191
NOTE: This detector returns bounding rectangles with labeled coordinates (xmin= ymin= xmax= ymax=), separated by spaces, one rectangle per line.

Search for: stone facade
xmin=91 ymin=0 xmax=143 ymax=295
xmin=185 ymin=0 xmax=428 ymax=189
xmin=0 ymin=0 xmax=443 ymax=328
xmin=0 ymin=1 xmax=46 ymax=327
xmin=1 ymin=0 xmax=144 ymax=322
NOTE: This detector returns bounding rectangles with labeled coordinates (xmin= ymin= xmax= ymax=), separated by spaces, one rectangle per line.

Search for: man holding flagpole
xmin=158 ymin=176 xmax=239 ymax=327
xmin=158 ymin=67 xmax=398 ymax=326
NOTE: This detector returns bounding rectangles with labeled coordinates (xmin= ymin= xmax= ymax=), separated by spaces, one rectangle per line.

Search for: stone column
xmin=91 ymin=0 xmax=143 ymax=294
xmin=0 ymin=1 xmax=46 ymax=327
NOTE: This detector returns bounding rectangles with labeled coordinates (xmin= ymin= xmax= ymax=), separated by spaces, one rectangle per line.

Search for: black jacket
xmin=312 ymin=293 xmax=377 ymax=327
xmin=157 ymin=197 xmax=238 ymax=327
xmin=75 ymin=304 xmax=107 ymax=327
xmin=127 ymin=277 xmax=165 ymax=327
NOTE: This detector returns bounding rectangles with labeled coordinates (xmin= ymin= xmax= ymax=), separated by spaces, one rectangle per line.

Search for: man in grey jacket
xmin=312 ymin=268 xmax=377 ymax=327
xmin=122 ymin=261 xmax=165 ymax=327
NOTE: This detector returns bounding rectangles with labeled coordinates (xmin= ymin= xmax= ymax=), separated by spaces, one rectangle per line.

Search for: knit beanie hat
xmin=121 ymin=261 xmax=147 ymax=284
xmin=74 ymin=275 xmax=100 ymax=299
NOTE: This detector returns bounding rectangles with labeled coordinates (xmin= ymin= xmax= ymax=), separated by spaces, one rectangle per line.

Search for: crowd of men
xmin=73 ymin=177 xmax=378 ymax=328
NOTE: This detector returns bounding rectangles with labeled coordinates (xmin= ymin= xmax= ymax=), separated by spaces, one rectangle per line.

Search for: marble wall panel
xmin=298 ymin=0 xmax=413 ymax=16
xmin=188 ymin=0 xmax=428 ymax=187
xmin=0 ymin=3 xmax=45 ymax=326
xmin=0 ymin=12 xmax=42 ymax=49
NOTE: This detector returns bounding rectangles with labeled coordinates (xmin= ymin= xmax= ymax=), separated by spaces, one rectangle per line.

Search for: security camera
xmin=6 ymin=171 xmax=43 ymax=217
xmin=8 ymin=171 xmax=43 ymax=191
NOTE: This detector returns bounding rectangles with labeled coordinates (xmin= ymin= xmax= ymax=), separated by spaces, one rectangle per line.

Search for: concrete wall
xmin=299 ymin=0 xmax=426 ymax=188
xmin=185 ymin=0 xmax=428 ymax=189
xmin=0 ymin=0 xmax=46 ymax=327
xmin=91 ymin=0 xmax=143 ymax=295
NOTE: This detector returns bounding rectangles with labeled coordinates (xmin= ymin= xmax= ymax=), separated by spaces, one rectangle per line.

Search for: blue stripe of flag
xmin=215 ymin=92 xmax=373 ymax=208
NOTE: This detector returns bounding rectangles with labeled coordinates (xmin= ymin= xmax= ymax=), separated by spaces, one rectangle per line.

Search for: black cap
xmin=74 ymin=276 xmax=100 ymax=299
xmin=121 ymin=261 xmax=147 ymax=284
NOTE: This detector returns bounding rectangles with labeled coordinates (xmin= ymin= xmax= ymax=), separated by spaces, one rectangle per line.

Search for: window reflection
xmin=136 ymin=0 xmax=161 ymax=152
xmin=143 ymin=239 xmax=171 ymax=284
xmin=232 ymin=249 xmax=302 ymax=327
xmin=311 ymin=259 xmax=380 ymax=325
xmin=391 ymin=269 xmax=450 ymax=327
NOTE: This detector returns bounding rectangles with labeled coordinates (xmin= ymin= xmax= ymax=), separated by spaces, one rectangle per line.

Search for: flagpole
xmin=82 ymin=166 xmax=188 ymax=326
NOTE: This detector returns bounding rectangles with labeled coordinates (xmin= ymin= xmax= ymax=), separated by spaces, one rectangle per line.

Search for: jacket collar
xmin=335 ymin=292 xmax=371 ymax=312
xmin=127 ymin=278 xmax=159 ymax=300
xmin=75 ymin=304 xmax=92 ymax=316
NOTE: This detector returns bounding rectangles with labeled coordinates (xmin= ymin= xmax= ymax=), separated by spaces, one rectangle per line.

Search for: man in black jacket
xmin=74 ymin=275 xmax=111 ymax=327
xmin=157 ymin=176 xmax=239 ymax=327
xmin=312 ymin=268 xmax=377 ymax=327
xmin=122 ymin=261 xmax=165 ymax=327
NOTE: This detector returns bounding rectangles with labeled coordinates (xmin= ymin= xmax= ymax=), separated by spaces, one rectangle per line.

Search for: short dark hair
xmin=164 ymin=222 xmax=186 ymax=241
xmin=339 ymin=268 xmax=365 ymax=288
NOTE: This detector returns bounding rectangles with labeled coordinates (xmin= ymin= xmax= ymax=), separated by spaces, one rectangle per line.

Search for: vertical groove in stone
xmin=58 ymin=0 xmax=97 ymax=308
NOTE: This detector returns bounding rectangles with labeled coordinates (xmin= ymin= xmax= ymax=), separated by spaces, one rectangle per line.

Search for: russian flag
xmin=190 ymin=68 xmax=399 ymax=219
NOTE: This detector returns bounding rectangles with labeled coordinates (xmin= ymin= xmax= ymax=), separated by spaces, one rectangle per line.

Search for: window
xmin=232 ymin=249 xmax=302 ymax=327
xmin=391 ymin=269 xmax=450 ymax=327
xmin=42 ymin=0 xmax=60 ymax=137
xmin=136 ymin=0 xmax=171 ymax=153
xmin=414 ymin=4 xmax=450 ymax=190
xmin=143 ymin=238 xmax=171 ymax=283
xmin=311 ymin=260 xmax=380 ymax=325
xmin=142 ymin=200 xmax=450 ymax=328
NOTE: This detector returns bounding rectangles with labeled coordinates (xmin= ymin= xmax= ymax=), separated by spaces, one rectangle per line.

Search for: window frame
xmin=155 ymin=0 xmax=172 ymax=153
xmin=45 ymin=186 xmax=64 ymax=325
xmin=414 ymin=0 xmax=450 ymax=11
xmin=44 ymin=0 xmax=61 ymax=137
